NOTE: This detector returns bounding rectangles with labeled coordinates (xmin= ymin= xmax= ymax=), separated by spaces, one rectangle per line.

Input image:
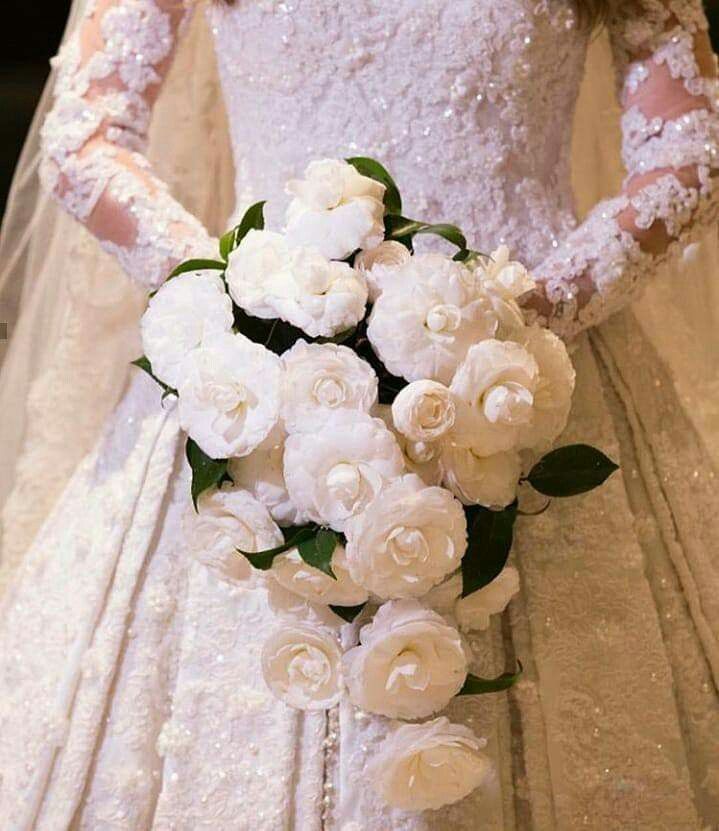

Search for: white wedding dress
xmin=1 ymin=1 xmax=719 ymax=829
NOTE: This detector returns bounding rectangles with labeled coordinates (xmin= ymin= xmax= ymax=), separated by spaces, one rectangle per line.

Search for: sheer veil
xmin=0 ymin=0 xmax=235 ymax=584
xmin=0 ymin=10 xmax=717 ymax=587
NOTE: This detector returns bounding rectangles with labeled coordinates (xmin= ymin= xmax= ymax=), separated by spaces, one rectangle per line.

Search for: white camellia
xmin=177 ymin=332 xmax=281 ymax=459
xmin=284 ymin=158 xmax=386 ymax=260
xmin=281 ymin=340 xmax=377 ymax=432
xmin=450 ymin=330 xmax=574 ymax=456
xmin=481 ymin=244 xmax=536 ymax=299
xmin=140 ymin=272 xmax=233 ymax=388
xmin=450 ymin=339 xmax=540 ymax=456
xmin=270 ymin=545 xmax=369 ymax=608
xmin=369 ymin=717 xmax=492 ymax=811
xmin=376 ymin=404 xmax=443 ymax=486
xmin=225 ymin=229 xmax=291 ymax=319
xmin=367 ymin=253 xmax=499 ymax=384
xmin=184 ymin=485 xmax=283 ymax=583
xmin=440 ymin=443 xmax=521 ymax=508
xmin=227 ymin=231 xmax=368 ymax=338
xmin=455 ymin=566 xmax=520 ymax=632
xmin=283 ymin=411 xmax=405 ymax=532
xmin=344 ymin=475 xmax=467 ymax=599
xmin=227 ymin=424 xmax=304 ymax=526
xmin=342 ymin=599 xmax=469 ymax=719
xmin=391 ymin=380 xmax=456 ymax=443
xmin=261 ymin=624 xmax=343 ymax=710
xmin=355 ymin=240 xmax=411 ymax=302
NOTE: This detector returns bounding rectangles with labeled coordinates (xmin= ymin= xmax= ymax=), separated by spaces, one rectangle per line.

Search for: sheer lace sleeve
xmin=39 ymin=0 xmax=216 ymax=290
xmin=527 ymin=0 xmax=719 ymax=339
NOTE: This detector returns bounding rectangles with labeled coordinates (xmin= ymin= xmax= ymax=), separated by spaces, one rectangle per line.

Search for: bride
xmin=1 ymin=0 xmax=718 ymax=828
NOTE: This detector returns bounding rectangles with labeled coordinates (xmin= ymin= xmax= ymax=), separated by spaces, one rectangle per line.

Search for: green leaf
xmin=238 ymin=524 xmax=318 ymax=570
xmin=314 ymin=326 xmax=357 ymax=345
xmin=458 ymin=662 xmax=523 ymax=696
xmin=330 ymin=602 xmax=366 ymax=623
xmin=185 ymin=438 xmax=228 ymax=510
xmin=131 ymin=356 xmax=176 ymax=396
xmin=346 ymin=157 xmax=402 ymax=215
xmin=218 ymin=201 xmax=266 ymax=261
xmin=219 ymin=229 xmax=237 ymax=261
xmin=297 ymin=528 xmax=338 ymax=579
xmin=526 ymin=444 xmax=619 ymax=498
xmin=461 ymin=501 xmax=518 ymax=597
xmin=167 ymin=258 xmax=227 ymax=279
xmin=385 ymin=215 xmax=467 ymax=250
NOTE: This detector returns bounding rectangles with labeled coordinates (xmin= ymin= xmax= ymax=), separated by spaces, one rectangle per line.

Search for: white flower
xmin=177 ymin=332 xmax=281 ymax=459
xmin=184 ymin=485 xmax=283 ymax=583
xmin=516 ymin=326 xmax=575 ymax=451
xmin=440 ymin=444 xmax=521 ymax=508
xmin=369 ymin=717 xmax=491 ymax=811
xmin=450 ymin=339 xmax=539 ymax=456
xmin=344 ymin=475 xmax=467 ymax=600
xmin=450 ymin=330 xmax=574 ymax=456
xmin=274 ymin=248 xmax=368 ymax=338
xmin=227 ymin=424 xmax=304 ymax=526
xmin=261 ymin=624 xmax=343 ymax=710
xmin=227 ymin=231 xmax=368 ymax=338
xmin=226 ymin=231 xmax=367 ymax=339
xmin=270 ymin=545 xmax=369 ymax=608
xmin=391 ymin=380 xmax=456 ymax=443
xmin=283 ymin=411 xmax=404 ymax=532
xmin=342 ymin=599 xmax=469 ymax=719
xmin=266 ymin=578 xmax=347 ymax=630
xmin=455 ymin=567 xmax=520 ymax=632
xmin=481 ymin=245 xmax=535 ymax=299
xmin=225 ymin=229 xmax=291 ymax=319
xmin=367 ymin=253 xmax=499 ymax=384
xmin=140 ymin=272 xmax=233 ymax=388
xmin=281 ymin=340 xmax=377 ymax=432
xmin=285 ymin=158 xmax=385 ymax=260
xmin=355 ymin=240 xmax=411 ymax=302
xmin=376 ymin=404 xmax=442 ymax=486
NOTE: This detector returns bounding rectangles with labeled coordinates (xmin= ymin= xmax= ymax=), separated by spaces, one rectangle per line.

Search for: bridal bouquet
xmin=135 ymin=157 xmax=617 ymax=812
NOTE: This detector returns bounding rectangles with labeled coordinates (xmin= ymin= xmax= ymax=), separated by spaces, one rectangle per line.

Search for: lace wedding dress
xmin=1 ymin=1 xmax=719 ymax=828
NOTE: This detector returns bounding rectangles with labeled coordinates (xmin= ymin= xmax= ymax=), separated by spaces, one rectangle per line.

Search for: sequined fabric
xmin=1 ymin=1 xmax=718 ymax=829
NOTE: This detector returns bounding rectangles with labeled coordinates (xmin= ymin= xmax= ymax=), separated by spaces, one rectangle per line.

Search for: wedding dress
xmin=1 ymin=0 xmax=719 ymax=828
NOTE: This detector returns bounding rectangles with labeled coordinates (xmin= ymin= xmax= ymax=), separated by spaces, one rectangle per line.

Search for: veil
xmin=0 ymin=12 xmax=717 ymax=580
xmin=0 ymin=0 xmax=235 ymax=582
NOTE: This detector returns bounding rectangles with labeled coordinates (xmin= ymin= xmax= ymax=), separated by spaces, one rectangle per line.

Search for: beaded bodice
xmin=206 ymin=0 xmax=586 ymax=268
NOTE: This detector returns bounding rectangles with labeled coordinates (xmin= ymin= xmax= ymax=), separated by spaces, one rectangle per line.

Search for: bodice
xmin=206 ymin=0 xmax=589 ymax=266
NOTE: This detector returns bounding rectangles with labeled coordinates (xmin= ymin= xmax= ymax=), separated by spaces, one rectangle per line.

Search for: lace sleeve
xmin=527 ymin=0 xmax=719 ymax=339
xmin=39 ymin=0 xmax=216 ymax=290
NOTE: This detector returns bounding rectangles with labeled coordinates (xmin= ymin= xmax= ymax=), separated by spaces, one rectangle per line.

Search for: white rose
xmin=285 ymin=158 xmax=385 ymax=260
xmin=177 ymin=332 xmax=281 ymax=459
xmin=455 ymin=566 xmax=520 ymax=632
xmin=355 ymin=240 xmax=411 ymax=302
xmin=342 ymin=599 xmax=469 ymax=719
xmin=369 ymin=717 xmax=491 ymax=811
xmin=140 ymin=272 xmax=233 ymax=388
xmin=227 ymin=424 xmax=304 ymax=526
xmin=440 ymin=444 xmax=521 ymax=508
xmin=450 ymin=331 xmax=574 ymax=456
xmin=270 ymin=545 xmax=369 ymax=608
xmin=184 ymin=485 xmax=283 ymax=583
xmin=376 ymin=404 xmax=442 ymax=486
xmin=225 ymin=229 xmax=292 ymax=319
xmin=281 ymin=340 xmax=377 ymax=432
xmin=261 ymin=624 xmax=343 ymax=710
xmin=344 ymin=475 xmax=467 ymax=600
xmin=391 ymin=380 xmax=456 ymax=443
xmin=283 ymin=411 xmax=404 ymax=532
xmin=367 ymin=253 xmax=499 ymax=384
